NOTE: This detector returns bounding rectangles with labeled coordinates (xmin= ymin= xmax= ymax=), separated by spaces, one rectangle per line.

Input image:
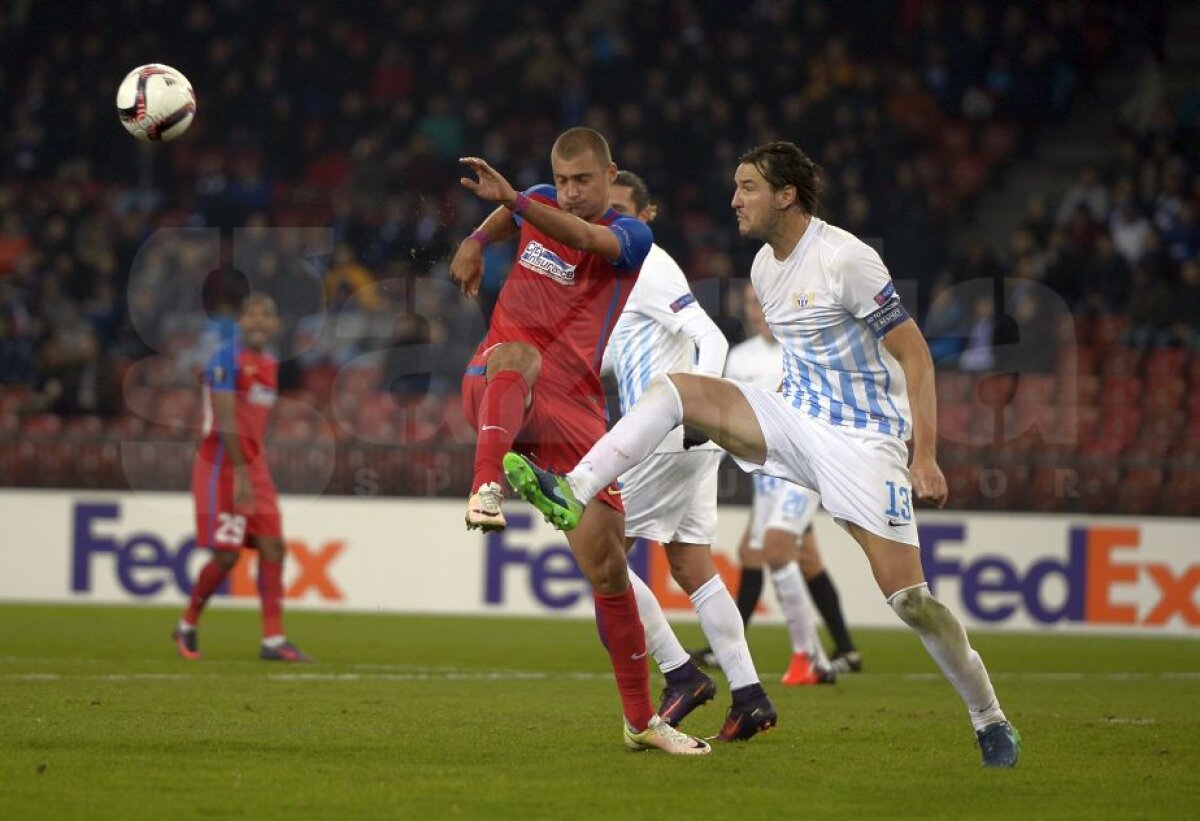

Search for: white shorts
xmin=748 ymin=476 xmax=819 ymax=550
xmin=620 ymin=450 xmax=722 ymax=545
xmin=728 ymin=382 xmax=919 ymax=547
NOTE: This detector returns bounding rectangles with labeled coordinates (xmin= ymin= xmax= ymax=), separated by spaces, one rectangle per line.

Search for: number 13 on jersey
xmin=884 ymin=480 xmax=913 ymax=522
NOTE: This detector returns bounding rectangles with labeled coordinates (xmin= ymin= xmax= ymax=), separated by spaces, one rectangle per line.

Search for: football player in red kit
xmin=174 ymin=293 xmax=312 ymax=662
xmin=451 ymin=127 xmax=710 ymax=754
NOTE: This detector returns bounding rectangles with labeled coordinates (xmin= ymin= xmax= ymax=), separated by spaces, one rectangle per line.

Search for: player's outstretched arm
xmin=882 ymin=320 xmax=948 ymax=508
xmin=459 ymin=157 xmax=633 ymax=263
xmin=450 ymin=206 xmax=519 ymax=297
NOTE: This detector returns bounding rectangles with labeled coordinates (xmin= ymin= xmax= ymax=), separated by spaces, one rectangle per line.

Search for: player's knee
xmin=258 ymin=539 xmax=285 ymax=563
xmin=490 ymin=342 xmax=542 ymax=384
xmin=666 ymin=551 xmax=714 ymax=596
xmin=738 ymin=544 xmax=763 ymax=568
xmin=213 ymin=550 xmax=240 ymax=571
xmin=888 ymin=583 xmax=944 ymax=630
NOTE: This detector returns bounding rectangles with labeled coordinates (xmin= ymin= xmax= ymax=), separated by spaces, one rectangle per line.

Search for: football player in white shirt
xmin=603 ymin=171 xmax=775 ymax=741
xmin=690 ymin=286 xmax=860 ymax=685
xmin=505 ymin=142 xmax=1020 ymax=767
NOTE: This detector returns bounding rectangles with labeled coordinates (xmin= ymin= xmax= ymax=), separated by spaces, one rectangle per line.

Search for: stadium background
xmin=0 ymin=1 xmax=1197 ymax=817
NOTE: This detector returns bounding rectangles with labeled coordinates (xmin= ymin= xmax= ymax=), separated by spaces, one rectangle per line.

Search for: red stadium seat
xmin=1029 ymin=467 xmax=1073 ymax=513
xmin=62 ymin=415 xmax=104 ymax=441
xmin=1099 ymin=376 xmax=1142 ymax=408
xmin=1076 ymin=459 xmax=1121 ymax=513
xmin=936 ymin=371 xmax=973 ymax=404
xmin=938 ymin=402 xmax=973 ymax=444
xmin=1144 ymin=348 xmax=1187 ymax=382
xmin=1162 ymin=470 xmax=1200 ymax=516
xmin=1090 ymin=315 xmax=1128 ymax=352
xmin=1073 ymin=374 xmax=1100 ymax=405
xmin=22 ymin=414 xmax=63 ymax=438
xmin=105 ymin=415 xmax=147 ymax=440
xmin=0 ymin=387 xmax=33 ymax=414
xmin=1015 ymin=373 xmax=1057 ymax=407
xmin=1116 ymin=468 xmax=1164 ymax=515
xmin=1100 ymin=347 xmax=1142 ymax=378
xmin=1058 ymin=344 xmax=1098 ymax=377
xmin=1143 ymin=380 xmax=1185 ymax=413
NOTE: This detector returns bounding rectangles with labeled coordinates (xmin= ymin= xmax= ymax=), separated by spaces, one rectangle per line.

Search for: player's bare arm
xmin=449 ymin=205 xmax=519 ymax=297
xmin=212 ymin=389 xmax=252 ymax=510
xmin=459 ymin=157 xmax=625 ymax=262
xmin=882 ymin=319 xmax=948 ymax=508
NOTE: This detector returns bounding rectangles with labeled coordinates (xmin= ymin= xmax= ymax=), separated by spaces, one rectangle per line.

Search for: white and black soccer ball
xmin=116 ymin=64 xmax=195 ymax=142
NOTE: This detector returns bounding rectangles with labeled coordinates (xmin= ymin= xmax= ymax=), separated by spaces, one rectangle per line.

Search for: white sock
xmin=262 ymin=634 xmax=287 ymax=648
xmin=771 ymin=561 xmax=827 ymax=664
xmin=628 ymin=567 xmax=689 ymax=674
xmin=177 ymin=619 xmax=195 ymax=633
xmin=568 ymin=374 xmax=683 ymax=501
xmin=889 ymin=583 xmax=1007 ymax=732
xmin=690 ymin=574 xmax=759 ymax=690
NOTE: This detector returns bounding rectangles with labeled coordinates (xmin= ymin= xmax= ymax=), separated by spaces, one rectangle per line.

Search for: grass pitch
xmin=0 ymin=605 xmax=1196 ymax=819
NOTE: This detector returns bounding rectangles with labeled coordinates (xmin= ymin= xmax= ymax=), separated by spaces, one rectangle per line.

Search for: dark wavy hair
xmin=739 ymin=141 xmax=824 ymax=215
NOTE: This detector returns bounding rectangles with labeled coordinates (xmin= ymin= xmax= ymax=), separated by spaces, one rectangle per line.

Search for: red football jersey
xmin=198 ymin=342 xmax=278 ymax=469
xmin=477 ymin=184 xmax=654 ymax=407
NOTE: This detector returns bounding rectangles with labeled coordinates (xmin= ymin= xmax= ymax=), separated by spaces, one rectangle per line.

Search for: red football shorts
xmin=463 ymin=354 xmax=624 ymax=513
xmin=192 ymin=449 xmax=282 ymax=550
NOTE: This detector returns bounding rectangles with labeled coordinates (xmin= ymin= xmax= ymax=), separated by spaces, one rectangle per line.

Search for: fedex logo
xmin=71 ymin=503 xmax=344 ymax=601
xmin=923 ymin=524 xmax=1198 ymax=627
xmin=483 ymin=514 xmax=744 ymax=611
xmin=484 ymin=513 xmax=645 ymax=609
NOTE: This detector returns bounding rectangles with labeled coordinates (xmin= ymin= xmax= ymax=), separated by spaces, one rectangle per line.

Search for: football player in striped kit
xmin=603 ymin=171 xmax=776 ymax=741
xmin=505 ymin=142 xmax=1020 ymax=767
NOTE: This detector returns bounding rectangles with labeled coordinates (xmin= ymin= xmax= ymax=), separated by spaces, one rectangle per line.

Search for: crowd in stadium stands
xmin=3 ymin=1 xmax=1197 ymax=514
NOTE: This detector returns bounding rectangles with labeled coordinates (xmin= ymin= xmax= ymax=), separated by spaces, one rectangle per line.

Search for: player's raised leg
xmin=852 ymin=524 xmax=1019 ymax=767
xmin=464 ymin=343 xmax=539 ymax=531
xmin=505 ymin=372 xmax=763 ymax=526
xmin=253 ymin=535 xmax=312 ymax=663
xmin=568 ymin=502 xmax=710 ymax=755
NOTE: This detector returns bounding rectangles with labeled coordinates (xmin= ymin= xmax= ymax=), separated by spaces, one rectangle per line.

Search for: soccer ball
xmin=116 ymin=64 xmax=196 ymax=142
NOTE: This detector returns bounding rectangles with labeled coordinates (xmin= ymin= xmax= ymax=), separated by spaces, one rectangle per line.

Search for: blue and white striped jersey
xmin=606 ymin=243 xmax=724 ymax=453
xmin=750 ymin=217 xmax=912 ymax=440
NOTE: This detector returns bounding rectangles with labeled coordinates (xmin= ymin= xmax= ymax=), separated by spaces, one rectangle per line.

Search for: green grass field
xmin=0 ymin=604 xmax=1196 ymax=819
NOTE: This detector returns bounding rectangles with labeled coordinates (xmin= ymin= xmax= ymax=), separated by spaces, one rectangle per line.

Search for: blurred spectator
xmin=1055 ymin=165 xmax=1109 ymax=225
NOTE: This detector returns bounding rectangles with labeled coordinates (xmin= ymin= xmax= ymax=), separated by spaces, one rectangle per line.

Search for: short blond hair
xmin=551 ymin=127 xmax=612 ymax=166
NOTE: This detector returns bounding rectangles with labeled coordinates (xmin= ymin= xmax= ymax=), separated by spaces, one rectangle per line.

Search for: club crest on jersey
xmin=519 ymin=240 xmax=577 ymax=286
xmin=793 ymin=290 xmax=816 ymax=309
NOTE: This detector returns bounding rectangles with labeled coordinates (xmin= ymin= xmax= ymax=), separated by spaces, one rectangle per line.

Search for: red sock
xmin=594 ymin=588 xmax=654 ymax=731
xmin=184 ymin=559 xmax=231 ymax=626
xmin=258 ymin=557 xmax=284 ymax=639
xmin=472 ymin=370 xmax=528 ymax=490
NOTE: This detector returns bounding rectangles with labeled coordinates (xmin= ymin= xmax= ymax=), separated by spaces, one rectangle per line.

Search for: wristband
xmin=468 ymin=229 xmax=492 ymax=247
xmin=506 ymin=192 xmax=532 ymax=216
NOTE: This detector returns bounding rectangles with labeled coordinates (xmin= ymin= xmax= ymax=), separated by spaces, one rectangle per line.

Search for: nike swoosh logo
xmin=607 ymin=487 xmax=622 ymax=496
xmin=481 ymin=425 xmax=508 ymax=432
xmin=887 ymin=520 xmax=904 ymax=527
xmin=631 ymin=650 xmax=648 ymax=660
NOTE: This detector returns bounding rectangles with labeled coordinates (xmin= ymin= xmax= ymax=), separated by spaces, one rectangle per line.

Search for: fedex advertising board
xmin=0 ymin=491 xmax=1195 ymax=635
